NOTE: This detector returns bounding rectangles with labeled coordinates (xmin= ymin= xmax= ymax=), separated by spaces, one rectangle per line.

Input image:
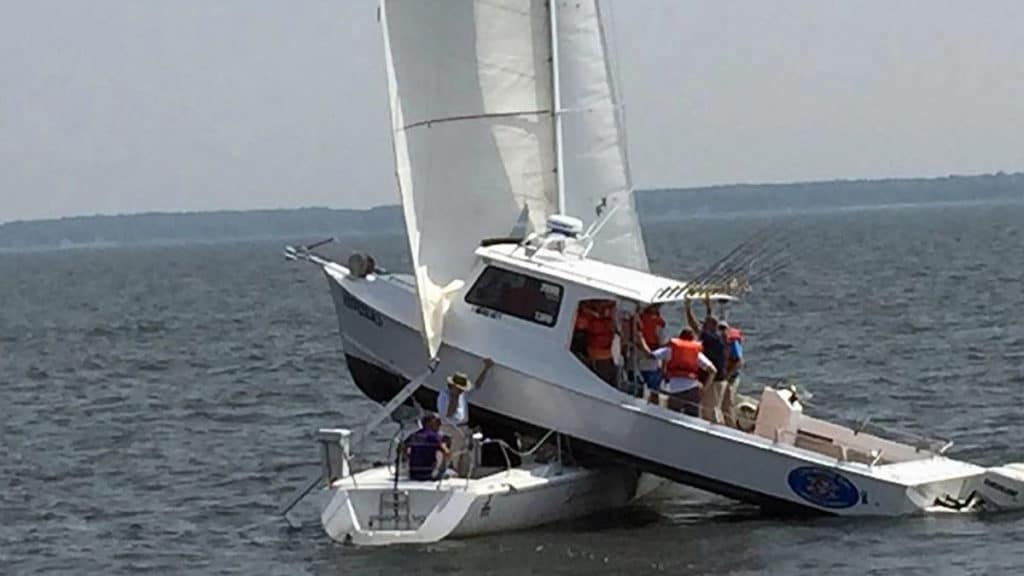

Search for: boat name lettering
xmin=787 ymin=466 xmax=860 ymax=509
xmin=472 ymin=306 xmax=502 ymax=320
xmin=983 ymin=478 xmax=1019 ymax=498
xmin=342 ymin=291 xmax=384 ymax=326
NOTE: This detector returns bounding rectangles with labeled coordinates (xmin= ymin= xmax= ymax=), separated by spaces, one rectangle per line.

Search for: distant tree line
xmin=2 ymin=174 xmax=1021 ymax=250
xmin=0 ymin=206 xmax=403 ymax=250
xmin=637 ymin=173 xmax=1024 ymax=219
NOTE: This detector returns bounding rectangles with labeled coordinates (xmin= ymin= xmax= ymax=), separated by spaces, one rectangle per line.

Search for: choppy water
xmin=3 ymin=201 xmax=1024 ymax=575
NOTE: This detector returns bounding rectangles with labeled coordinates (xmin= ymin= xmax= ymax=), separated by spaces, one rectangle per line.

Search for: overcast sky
xmin=2 ymin=1 xmax=1022 ymax=222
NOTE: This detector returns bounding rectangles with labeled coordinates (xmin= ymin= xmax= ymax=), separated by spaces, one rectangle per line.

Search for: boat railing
xmin=462 ymin=429 xmax=562 ymax=485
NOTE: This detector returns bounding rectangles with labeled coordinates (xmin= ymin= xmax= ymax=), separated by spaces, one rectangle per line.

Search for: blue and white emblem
xmin=787 ymin=466 xmax=860 ymax=509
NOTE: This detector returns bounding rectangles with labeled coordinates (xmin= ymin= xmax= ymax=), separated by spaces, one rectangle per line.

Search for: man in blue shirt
xmin=719 ymin=321 xmax=745 ymax=428
xmin=686 ymin=297 xmax=728 ymax=424
xmin=405 ymin=413 xmax=448 ymax=481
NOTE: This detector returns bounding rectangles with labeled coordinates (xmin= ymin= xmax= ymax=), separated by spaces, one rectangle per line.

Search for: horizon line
xmin=3 ymin=170 xmax=1021 ymax=226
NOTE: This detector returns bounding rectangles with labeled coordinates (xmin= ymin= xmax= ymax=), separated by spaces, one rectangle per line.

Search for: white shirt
xmin=437 ymin=387 xmax=468 ymax=426
xmin=634 ymin=324 xmax=665 ymax=372
xmin=651 ymin=347 xmax=714 ymax=393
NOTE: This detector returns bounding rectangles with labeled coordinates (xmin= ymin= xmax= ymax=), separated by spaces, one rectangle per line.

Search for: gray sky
xmin=2 ymin=1 xmax=1022 ymax=223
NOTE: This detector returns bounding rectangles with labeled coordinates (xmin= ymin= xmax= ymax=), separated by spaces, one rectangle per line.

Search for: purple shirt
xmin=407 ymin=427 xmax=442 ymax=480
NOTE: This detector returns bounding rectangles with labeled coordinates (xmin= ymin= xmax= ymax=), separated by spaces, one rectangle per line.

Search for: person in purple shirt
xmin=405 ymin=413 xmax=449 ymax=481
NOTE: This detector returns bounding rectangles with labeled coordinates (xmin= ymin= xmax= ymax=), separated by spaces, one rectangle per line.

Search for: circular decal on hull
xmin=787 ymin=466 xmax=860 ymax=509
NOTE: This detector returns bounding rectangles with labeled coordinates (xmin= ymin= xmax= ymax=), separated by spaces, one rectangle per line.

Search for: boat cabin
xmin=467 ymin=239 xmax=732 ymax=393
xmin=458 ymin=239 xmax=950 ymax=469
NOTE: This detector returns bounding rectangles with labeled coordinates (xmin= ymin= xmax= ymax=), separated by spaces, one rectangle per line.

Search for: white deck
xmin=874 ymin=457 xmax=986 ymax=485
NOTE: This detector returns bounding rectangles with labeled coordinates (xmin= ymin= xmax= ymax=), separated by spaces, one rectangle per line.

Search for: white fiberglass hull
xmin=321 ymin=464 xmax=649 ymax=545
xmin=324 ymin=263 xmax=1024 ymax=517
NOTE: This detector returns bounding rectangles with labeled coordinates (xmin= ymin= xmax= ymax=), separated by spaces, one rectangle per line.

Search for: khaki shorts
xmin=440 ymin=423 xmax=470 ymax=476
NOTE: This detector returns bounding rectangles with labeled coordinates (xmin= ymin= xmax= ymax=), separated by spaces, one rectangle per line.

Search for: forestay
xmin=555 ymin=0 xmax=649 ymax=271
xmin=380 ymin=0 xmax=559 ymax=357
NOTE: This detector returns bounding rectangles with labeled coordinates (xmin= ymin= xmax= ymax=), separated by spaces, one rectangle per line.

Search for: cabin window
xmin=465 ymin=266 xmax=562 ymax=327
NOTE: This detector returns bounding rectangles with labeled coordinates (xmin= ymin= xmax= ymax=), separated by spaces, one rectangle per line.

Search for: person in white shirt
xmin=650 ymin=328 xmax=717 ymax=418
xmin=436 ymin=358 xmax=493 ymax=475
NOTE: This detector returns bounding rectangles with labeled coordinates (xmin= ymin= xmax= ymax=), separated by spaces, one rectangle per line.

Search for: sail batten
xmin=400 ymin=109 xmax=551 ymax=131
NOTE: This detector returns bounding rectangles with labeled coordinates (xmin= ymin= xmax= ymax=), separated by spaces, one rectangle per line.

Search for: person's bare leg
xmin=699 ymin=385 xmax=715 ymax=421
xmin=721 ymin=376 xmax=739 ymax=427
xmin=703 ymin=381 xmax=726 ymax=424
xmin=441 ymin=423 xmax=467 ymax=477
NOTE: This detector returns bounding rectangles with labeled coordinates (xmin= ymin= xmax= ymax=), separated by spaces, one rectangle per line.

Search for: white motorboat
xmin=315 ymin=428 xmax=659 ymax=546
xmin=290 ymin=0 xmax=1024 ymax=517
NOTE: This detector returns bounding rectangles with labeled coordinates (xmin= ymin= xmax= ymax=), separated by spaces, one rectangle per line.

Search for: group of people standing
xmin=406 ymin=296 xmax=747 ymax=481
xmin=639 ymin=297 xmax=744 ymax=424
xmin=574 ymin=296 xmax=745 ymax=425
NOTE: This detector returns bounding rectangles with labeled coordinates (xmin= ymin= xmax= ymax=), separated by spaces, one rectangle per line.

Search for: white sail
xmin=381 ymin=0 xmax=558 ymax=357
xmin=555 ymin=0 xmax=649 ymax=271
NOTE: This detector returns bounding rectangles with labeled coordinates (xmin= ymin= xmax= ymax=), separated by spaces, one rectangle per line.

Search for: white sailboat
xmin=292 ymin=0 xmax=1024 ymax=520
xmin=313 ymin=425 xmax=660 ymax=546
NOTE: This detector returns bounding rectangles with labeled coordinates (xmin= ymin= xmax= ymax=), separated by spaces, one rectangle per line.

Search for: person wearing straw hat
xmin=437 ymin=358 xmax=494 ymax=476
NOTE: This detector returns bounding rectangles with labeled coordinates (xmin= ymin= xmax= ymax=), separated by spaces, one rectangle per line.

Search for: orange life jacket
xmin=664 ymin=338 xmax=703 ymax=379
xmin=639 ymin=310 xmax=665 ymax=348
xmin=585 ymin=315 xmax=616 ymax=360
xmin=725 ymin=327 xmax=743 ymax=343
xmin=574 ymin=313 xmax=588 ymax=330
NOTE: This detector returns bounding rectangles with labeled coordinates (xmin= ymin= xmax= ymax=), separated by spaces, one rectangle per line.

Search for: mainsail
xmin=379 ymin=0 xmax=648 ymax=358
xmin=381 ymin=0 xmax=558 ymax=357
xmin=555 ymin=0 xmax=649 ymax=271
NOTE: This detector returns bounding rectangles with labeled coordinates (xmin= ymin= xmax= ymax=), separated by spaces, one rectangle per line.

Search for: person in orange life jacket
xmin=718 ymin=321 xmax=745 ymax=427
xmin=577 ymin=301 xmax=619 ymax=386
xmin=685 ymin=296 xmax=727 ymax=424
xmin=570 ymin=304 xmax=591 ymax=360
xmin=634 ymin=304 xmax=666 ymax=403
xmin=650 ymin=328 xmax=716 ymax=416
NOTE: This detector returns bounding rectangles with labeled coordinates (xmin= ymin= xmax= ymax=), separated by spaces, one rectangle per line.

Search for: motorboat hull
xmin=323 ymin=263 xmax=1023 ymax=517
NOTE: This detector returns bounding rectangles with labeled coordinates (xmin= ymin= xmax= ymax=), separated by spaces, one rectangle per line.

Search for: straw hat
xmin=446 ymin=372 xmax=473 ymax=392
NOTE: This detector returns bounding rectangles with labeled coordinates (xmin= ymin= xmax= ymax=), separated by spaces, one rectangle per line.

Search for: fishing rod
xmin=688 ymin=224 xmax=790 ymax=286
xmin=688 ymin=237 xmax=790 ymax=296
xmin=747 ymin=256 xmax=794 ymax=284
xmin=682 ymin=222 xmax=798 ymax=297
xmin=684 ymin=230 xmax=772 ymax=290
xmin=696 ymin=239 xmax=782 ymax=287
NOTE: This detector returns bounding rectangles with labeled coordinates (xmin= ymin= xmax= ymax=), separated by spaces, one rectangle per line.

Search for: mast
xmin=549 ymin=0 xmax=566 ymax=215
